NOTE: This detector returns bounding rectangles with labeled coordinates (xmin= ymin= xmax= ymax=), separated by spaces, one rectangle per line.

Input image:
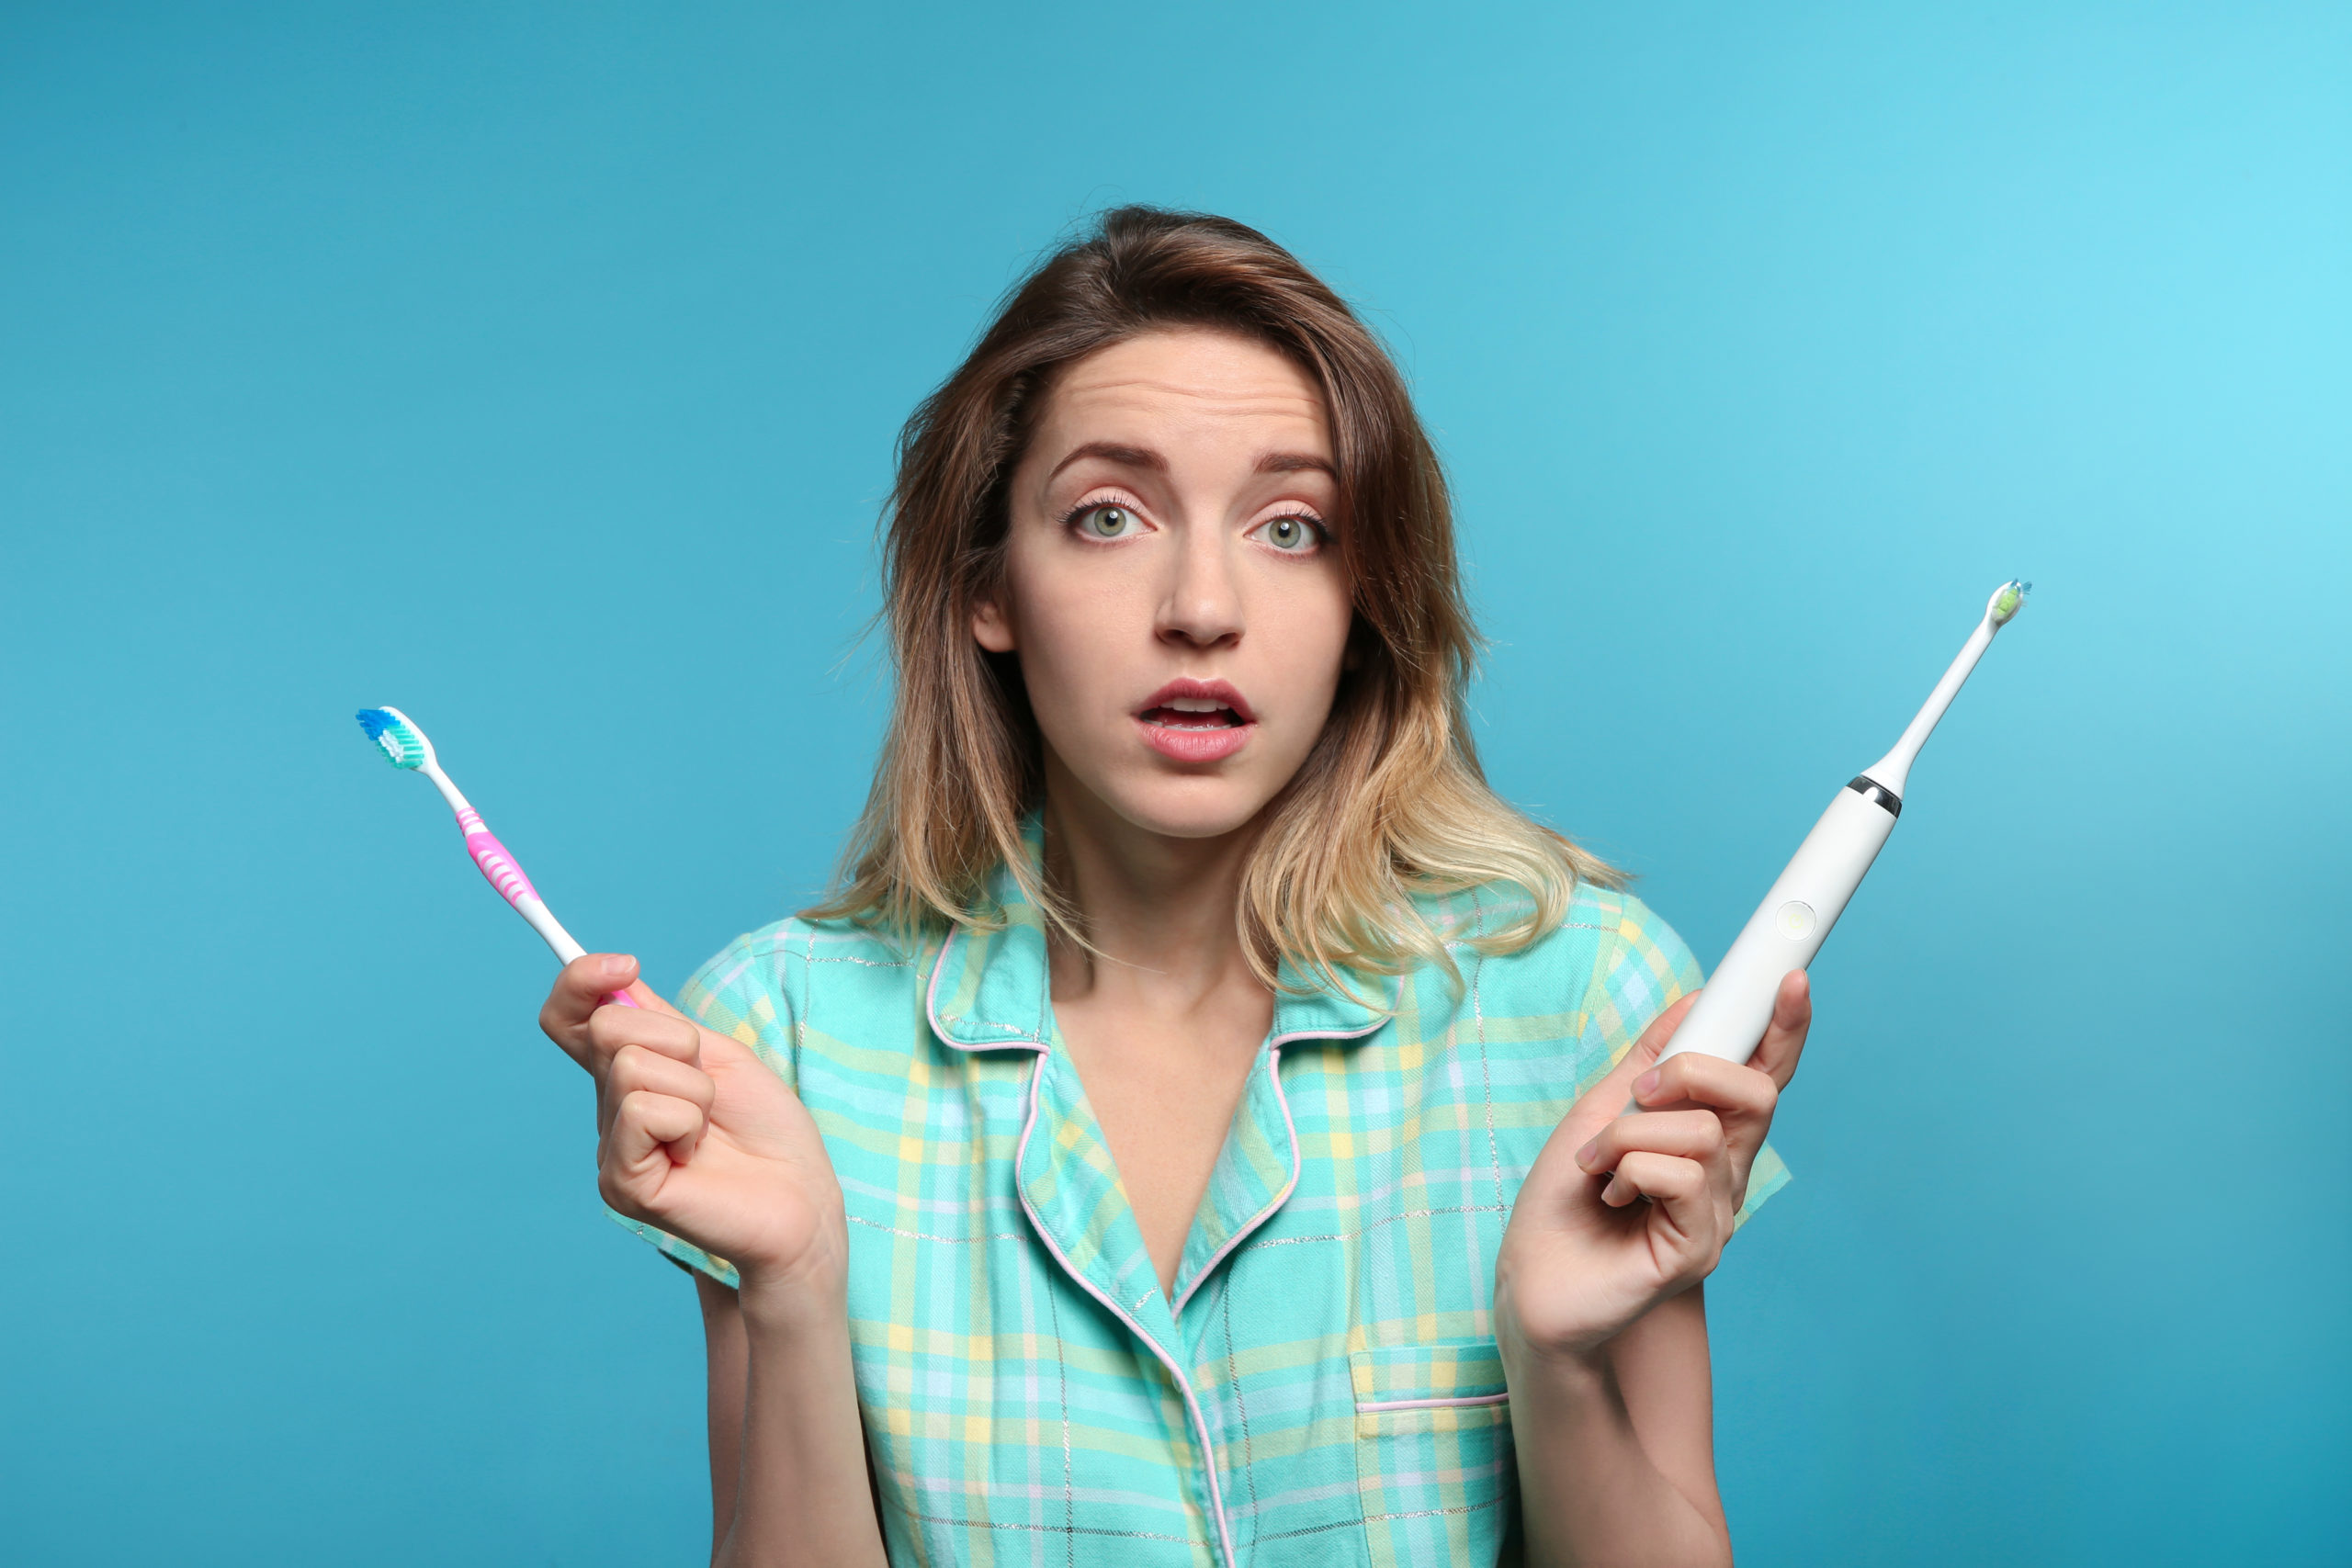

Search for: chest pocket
xmin=1350 ymin=1337 xmax=1519 ymax=1567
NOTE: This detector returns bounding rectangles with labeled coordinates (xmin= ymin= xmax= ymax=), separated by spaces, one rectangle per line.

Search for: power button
xmin=1775 ymin=900 xmax=1816 ymax=940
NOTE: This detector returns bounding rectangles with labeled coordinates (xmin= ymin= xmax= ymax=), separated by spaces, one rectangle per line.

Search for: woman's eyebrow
xmin=1042 ymin=444 xmax=1335 ymax=482
xmin=1046 ymin=441 xmax=1165 ymax=480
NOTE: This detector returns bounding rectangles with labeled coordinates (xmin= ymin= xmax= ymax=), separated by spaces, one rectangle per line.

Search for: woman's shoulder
xmin=675 ymin=911 xmax=933 ymax=1038
xmin=1386 ymin=878 xmax=1705 ymax=1099
xmin=1413 ymin=876 xmax=1703 ymax=1009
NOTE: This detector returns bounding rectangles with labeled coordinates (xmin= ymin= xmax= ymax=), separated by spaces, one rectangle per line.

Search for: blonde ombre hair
xmin=807 ymin=207 xmax=1621 ymax=990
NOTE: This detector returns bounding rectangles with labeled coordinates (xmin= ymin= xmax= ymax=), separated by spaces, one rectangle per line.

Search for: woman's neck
xmin=1037 ymin=762 xmax=1268 ymax=1018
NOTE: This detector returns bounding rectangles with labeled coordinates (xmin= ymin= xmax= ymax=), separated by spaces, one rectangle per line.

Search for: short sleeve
xmin=602 ymin=927 xmax=801 ymax=1289
xmin=1581 ymin=893 xmax=1792 ymax=1233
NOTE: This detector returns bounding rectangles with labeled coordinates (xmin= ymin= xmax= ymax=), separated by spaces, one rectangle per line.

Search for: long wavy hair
xmin=805 ymin=205 xmax=1619 ymax=989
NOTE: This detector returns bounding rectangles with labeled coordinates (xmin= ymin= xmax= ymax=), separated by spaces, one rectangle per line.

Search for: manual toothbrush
xmin=355 ymin=705 xmax=639 ymax=1009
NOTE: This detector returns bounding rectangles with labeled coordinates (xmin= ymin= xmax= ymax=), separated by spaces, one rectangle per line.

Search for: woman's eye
xmin=1075 ymin=504 xmax=1139 ymax=539
xmin=1256 ymin=514 xmax=1321 ymax=552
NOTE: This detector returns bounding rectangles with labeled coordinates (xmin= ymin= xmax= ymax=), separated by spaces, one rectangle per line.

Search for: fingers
xmin=547 ymin=976 xmax=704 ymax=1097
xmin=541 ymin=954 xmax=639 ymax=1063
xmin=599 ymin=1042 xmax=716 ymax=1143
xmin=1747 ymin=970 xmax=1813 ymax=1089
xmin=1599 ymin=1150 xmax=1708 ymax=1213
xmin=539 ymin=954 xmax=682 ymax=1069
xmin=1581 ymin=991 xmax=1700 ymax=1113
xmin=587 ymin=996 xmax=701 ymax=1070
xmin=1577 ymin=1108 xmax=1725 ymax=1187
xmin=1628 ymin=1050 xmax=1780 ymax=1123
xmin=1625 ymin=1023 xmax=1786 ymax=1204
xmin=1546 ymin=991 xmax=1702 ymax=1170
xmin=601 ymin=1089 xmax=707 ymax=1213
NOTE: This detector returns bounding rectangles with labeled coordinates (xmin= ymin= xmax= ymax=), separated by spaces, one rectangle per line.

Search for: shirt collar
xmin=927 ymin=813 xmax=1397 ymax=1350
xmin=923 ymin=810 xmax=1399 ymax=1052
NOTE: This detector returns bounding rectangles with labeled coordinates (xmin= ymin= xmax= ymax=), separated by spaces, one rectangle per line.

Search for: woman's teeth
xmin=1145 ymin=700 xmax=1240 ymax=729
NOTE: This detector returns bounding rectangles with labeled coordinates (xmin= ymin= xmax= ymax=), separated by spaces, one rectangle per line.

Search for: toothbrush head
xmin=356 ymin=705 xmax=435 ymax=772
xmin=1988 ymin=579 xmax=2032 ymax=627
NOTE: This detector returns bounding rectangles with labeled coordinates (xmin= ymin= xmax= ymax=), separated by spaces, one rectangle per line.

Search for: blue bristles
xmin=356 ymin=706 xmax=427 ymax=770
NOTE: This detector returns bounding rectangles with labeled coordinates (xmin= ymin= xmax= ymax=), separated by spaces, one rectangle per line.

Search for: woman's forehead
xmin=1039 ymin=331 xmax=1330 ymax=455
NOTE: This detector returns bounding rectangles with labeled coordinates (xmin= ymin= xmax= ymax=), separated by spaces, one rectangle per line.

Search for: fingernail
xmin=1634 ymin=1068 xmax=1659 ymax=1098
xmin=1576 ymin=1138 xmax=1599 ymax=1168
xmin=601 ymin=954 xmax=631 ymax=978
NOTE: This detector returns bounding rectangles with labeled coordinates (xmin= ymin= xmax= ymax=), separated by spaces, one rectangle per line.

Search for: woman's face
xmin=977 ymin=328 xmax=1354 ymax=843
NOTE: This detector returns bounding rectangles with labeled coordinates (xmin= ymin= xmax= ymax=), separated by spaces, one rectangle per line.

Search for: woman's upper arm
xmin=1603 ymin=1283 xmax=1729 ymax=1541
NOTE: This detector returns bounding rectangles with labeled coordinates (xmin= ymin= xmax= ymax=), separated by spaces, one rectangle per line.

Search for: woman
xmin=540 ymin=207 xmax=1805 ymax=1568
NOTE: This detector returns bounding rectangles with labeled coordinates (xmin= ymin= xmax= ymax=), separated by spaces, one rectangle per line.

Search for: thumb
xmin=583 ymin=953 xmax=684 ymax=1019
xmin=543 ymin=953 xmax=684 ymax=1065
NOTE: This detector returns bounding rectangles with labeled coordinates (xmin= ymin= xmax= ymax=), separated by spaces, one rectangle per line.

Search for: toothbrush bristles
xmin=1990 ymin=578 xmax=2031 ymax=626
xmin=356 ymin=706 xmax=428 ymax=770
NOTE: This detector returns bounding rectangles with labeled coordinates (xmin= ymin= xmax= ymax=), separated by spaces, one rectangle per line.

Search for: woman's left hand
xmin=1494 ymin=971 xmax=1811 ymax=1362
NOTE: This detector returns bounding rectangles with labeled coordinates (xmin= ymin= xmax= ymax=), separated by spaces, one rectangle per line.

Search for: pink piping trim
xmin=922 ymin=921 xmax=1400 ymax=1564
xmin=923 ymin=922 xmax=1046 ymax=1053
xmin=1167 ymin=1006 xmax=1393 ymax=1315
xmin=922 ymin=924 xmax=956 ymax=1039
xmin=1354 ymin=1392 xmax=1510 ymax=1413
xmin=1012 ymin=1051 xmax=1239 ymax=1568
xmin=1265 ymin=1010 xmax=1393 ymax=1053
xmin=1170 ymin=1046 xmax=1301 ymax=1317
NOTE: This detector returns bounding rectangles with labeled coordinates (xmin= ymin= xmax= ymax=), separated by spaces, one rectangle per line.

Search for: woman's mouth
xmin=1140 ymin=696 xmax=1244 ymax=730
xmin=1135 ymin=680 xmax=1256 ymax=762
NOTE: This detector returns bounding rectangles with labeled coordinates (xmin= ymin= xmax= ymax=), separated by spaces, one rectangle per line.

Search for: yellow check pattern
xmin=616 ymin=827 xmax=1791 ymax=1567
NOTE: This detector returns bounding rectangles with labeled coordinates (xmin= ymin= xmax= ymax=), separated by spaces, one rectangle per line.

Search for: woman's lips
xmin=1136 ymin=710 xmax=1256 ymax=762
xmin=1134 ymin=680 xmax=1256 ymax=762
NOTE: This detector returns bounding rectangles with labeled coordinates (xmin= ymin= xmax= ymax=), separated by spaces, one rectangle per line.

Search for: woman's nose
xmin=1156 ymin=526 xmax=1244 ymax=649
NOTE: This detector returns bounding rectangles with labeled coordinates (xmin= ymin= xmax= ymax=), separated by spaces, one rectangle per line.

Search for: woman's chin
xmin=1091 ymin=771 xmax=1283 ymax=844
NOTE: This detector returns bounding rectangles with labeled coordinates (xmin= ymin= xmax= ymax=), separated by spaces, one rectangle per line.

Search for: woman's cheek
xmin=1257 ymin=570 xmax=1352 ymax=739
xmin=1020 ymin=578 xmax=1154 ymax=764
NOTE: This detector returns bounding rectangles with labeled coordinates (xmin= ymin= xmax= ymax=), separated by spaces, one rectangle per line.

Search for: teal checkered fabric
xmin=616 ymin=830 xmax=1791 ymax=1567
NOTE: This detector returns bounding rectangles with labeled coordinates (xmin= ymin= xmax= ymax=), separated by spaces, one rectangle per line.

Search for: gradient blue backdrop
xmin=3 ymin=5 xmax=2345 ymax=1563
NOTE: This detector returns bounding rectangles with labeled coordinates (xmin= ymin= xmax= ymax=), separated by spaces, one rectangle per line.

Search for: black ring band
xmin=1845 ymin=775 xmax=1903 ymax=818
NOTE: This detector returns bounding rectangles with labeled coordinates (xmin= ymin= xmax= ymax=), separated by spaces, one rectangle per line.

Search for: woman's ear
xmin=972 ymin=594 xmax=1017 ymax=653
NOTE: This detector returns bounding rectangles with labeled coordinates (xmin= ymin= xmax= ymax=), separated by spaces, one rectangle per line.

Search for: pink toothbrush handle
xmin=455 ymin=807 xmax=640 ymax=1010
xmin=457 ymin=807 xmax=542 ymax=903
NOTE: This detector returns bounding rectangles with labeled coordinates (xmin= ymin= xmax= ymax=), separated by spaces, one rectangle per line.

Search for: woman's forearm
xmin=1501 ymin=1335 xmax=1732 ymax=1568
xmin=715 ymin=1273 xmax=888 ymax=1568
xmin=694 ymin=1272 xmax=749 ymax=1555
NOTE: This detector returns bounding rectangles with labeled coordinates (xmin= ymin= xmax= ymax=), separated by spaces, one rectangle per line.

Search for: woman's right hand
xmin=540 ymin=953 xmax=847 ymax=1298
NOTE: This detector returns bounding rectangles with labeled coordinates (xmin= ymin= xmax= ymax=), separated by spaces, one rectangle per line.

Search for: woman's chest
xmin=1054 ymin=1003 xmax=1269 ymax=1300
xmin=820 ymin=1031 xmax=1553 ymax=1566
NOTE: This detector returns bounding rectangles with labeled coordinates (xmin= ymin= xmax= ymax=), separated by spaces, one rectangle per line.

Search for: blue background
xmin=3 ymin=4 xmax=2345 ymax=1563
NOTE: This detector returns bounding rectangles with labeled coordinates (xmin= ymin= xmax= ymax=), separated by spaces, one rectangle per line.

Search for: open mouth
xmin=1139 ymin=696 xmax=1247 ymax=730
xmin=1135 ymin=679 xmax=1256 ymax=761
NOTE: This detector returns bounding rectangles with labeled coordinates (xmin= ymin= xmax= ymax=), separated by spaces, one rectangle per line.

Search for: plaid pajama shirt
xmin=616 ymin=829 xmax=1792 ymax=1567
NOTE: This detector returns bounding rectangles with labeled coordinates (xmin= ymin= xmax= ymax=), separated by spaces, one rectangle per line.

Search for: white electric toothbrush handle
xmin=1618 ymin=581 xmax=2029 ymax=1119
xmin=1649 ymin=779 xmax=1901 ymax=1075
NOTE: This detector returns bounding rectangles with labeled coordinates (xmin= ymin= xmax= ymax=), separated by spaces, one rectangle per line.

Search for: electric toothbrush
xmin=1633 ymin=579 xmax=2030 ymax=1092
